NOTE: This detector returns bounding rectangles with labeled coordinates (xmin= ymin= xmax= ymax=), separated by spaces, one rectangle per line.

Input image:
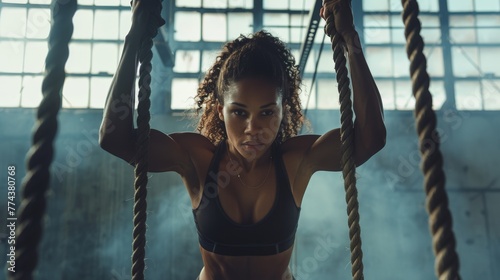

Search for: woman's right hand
xmin=129 ymin=0 xmax=166 ymax=42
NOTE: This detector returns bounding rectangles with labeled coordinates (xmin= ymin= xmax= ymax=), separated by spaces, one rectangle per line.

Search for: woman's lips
xmin=242 ymin=142 xmax=265 ymax=150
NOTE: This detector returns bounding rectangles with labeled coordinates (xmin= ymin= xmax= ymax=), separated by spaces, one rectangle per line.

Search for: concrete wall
xmin=0 ymin=108 xmax=498 ymax=279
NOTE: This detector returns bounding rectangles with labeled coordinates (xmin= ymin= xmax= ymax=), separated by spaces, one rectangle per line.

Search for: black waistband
xmin=197 ymin=227 xmax=297 ymax=256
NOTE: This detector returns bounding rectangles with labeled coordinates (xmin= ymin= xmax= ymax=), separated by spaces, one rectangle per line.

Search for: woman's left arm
xmin=344 ymin=31 xmax=386 ymax=165
xmin=292 ymin=3 xmax=386 ymax=173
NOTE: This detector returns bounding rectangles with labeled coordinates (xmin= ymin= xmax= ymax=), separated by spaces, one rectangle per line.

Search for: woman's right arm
xmin=99 ymin=1 xmax=195 ymax=174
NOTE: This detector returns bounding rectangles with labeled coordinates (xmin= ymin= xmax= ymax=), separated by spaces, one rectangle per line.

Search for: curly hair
xmin=194 ymin=30 xmax=305 ymax=145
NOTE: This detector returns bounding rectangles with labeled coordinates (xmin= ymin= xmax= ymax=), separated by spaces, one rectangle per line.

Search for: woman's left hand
xmin=320 ymin=0 xmax=357 ymax=40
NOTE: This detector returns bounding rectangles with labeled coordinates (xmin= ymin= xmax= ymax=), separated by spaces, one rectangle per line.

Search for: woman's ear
xmin=217 ymin=102 xmax=224 ymax=122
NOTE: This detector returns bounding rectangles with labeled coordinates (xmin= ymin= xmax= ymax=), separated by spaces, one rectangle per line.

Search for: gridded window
xmin=174 ymin=50 xmax=201 ymax=73
xmin=171 ymin=78 xmax=198 ymax=110
xmin=0 ymin=2 xmax=131 ymax=108
xmin=449 ymin=11 xmax=500 ymax=110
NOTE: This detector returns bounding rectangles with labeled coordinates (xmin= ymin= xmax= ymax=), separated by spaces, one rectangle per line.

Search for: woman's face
xmin=217 ymin=77 xmax=283 ymax=160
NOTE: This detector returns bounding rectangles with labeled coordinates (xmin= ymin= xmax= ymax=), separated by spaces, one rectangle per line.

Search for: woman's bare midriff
xmin=197 ymin=244 xmax=295 ymax=280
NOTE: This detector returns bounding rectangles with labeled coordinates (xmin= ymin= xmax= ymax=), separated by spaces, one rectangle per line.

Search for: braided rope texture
xmin=323 ymin=2 xmax=364 ymax=279
xmin=6 ymin=1 xmax=77 ymax=279
xmin=131 ymin=1 xmax=164 ymax=279
xmin=401 ymin=1 xmax=460 ymax=279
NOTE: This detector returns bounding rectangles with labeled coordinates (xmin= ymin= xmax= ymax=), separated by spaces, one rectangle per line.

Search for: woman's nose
xmin=244 ymin=117 xmax=262 ymax=135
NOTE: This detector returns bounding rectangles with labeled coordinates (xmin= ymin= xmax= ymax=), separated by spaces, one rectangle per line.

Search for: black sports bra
xmin=192 ymin=140 xmax=301 ymax=256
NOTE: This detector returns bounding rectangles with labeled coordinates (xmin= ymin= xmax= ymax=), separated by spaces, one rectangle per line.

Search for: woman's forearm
xmin=99 ymin=34 xmax=141 ymax=151
xmin=343 ymin=32 xmax=386 ymax=160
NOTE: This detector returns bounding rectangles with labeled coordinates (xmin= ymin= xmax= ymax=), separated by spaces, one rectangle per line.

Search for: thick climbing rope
xmin=400 ymin=1 xmax=460 ymax=279
xmin=6 ymin=1 xmax=77 ymax=280
xmin=322 ymin=0 xmax=364 ymax=279
xmin=130 ymin=1 xmax=164 ymax=279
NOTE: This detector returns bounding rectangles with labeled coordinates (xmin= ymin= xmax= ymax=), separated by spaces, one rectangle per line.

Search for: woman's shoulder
xmin=169 ymin=132 xmax=216 ymax=153
xmin=280 ymin=134 xmax=320 ymax=154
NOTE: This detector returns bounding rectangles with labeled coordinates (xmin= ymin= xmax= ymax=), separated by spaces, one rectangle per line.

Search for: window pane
xmin=229 ymin=0 xmax=253 ymax=9
xmin=475 ymin=0 xmax=500 ymax=11
xmin=264 ymin=0 xmax=288 ymax=10
xmin=67 ymin=43 xmax=92 ymax=73
xmin=364 ymin=28 xmax=391 ymax=43
xmin=26 ymin=8 xmax=50 ymax=39
xmin=174 ymin=50 xmax=200 ymax=73
xmin=263 ymin=13 xmax=288 ymax=26
xmin=0 ymin=76 xmax=22 ymax=107
xmin=452 ymin=47 xmax=480 ymax=77
xmin=0 ymin=8 xmax=27 ymax=38
xmin=289 ymin=27 xmax=304 ymax=43
xmin=304 ymin=49 xmax=316 ymax=73
xmin=482 ymin=79 xmax=500 ymax=110
xmin=390 ymin=15 xmax=405 ymax=28
xmin=0 ymin=42 xmax=25 ymax=72
xmin=90 ymin=77 xmax=112 ymax=108
xmin=449 ymin=15 xmax=475 ymax=27
xmin=479 ymin=47 xmax=500 ymax=76
xmin=120 ymin=10 xmax=132 ymax=39
xmin=91 ymin=43 xmax=119 ymax=74
xmin=62 ymin=77 xmax=90 ymax=108
xmin=455 ymin=81 xmax=481 ymax=110
xmin=201 ymin=50 xmax=219 ymax=73
xmin=175 ymin=12 xmax=201 ymax=41
xmin=204 ymin=0 xmax=227 ymax=8
xmin=176 ymin=0 xmax=201 ymax=7
xmin=24 ymin=42 xmax=47 ymax=73
xmin=21 ymin=75 xmax=43 ymax=108
xmin=317 ymin=79 xmax=339 ymax=109
xmin=376 ymin=80 xmax=395 ymax=110
xmin=447 ymin=0 xmax=473 ymax=11
xmin=477 ymin=28 xmax=500 ymax=43
xmin=228 ymin=13 xmax=253 ymax=39
xmin=300 ymin=78 xmax=317 ymax=110
xmin=392 ymin=47 xmax=410 ymax=77
xmin=265 ymin=27 xmax=289 ymax=43
xmin=425 ymin=46 xmax=444 ymax=77
xmin=389 ymin=0 xmax=403 ymax=11
xmin=203 ymin=14 xmax=227 ymax=42
xmin=171 ymin=78 xmax=198 ymax=109
xmin=417 ymin=0 xmax=439 ymax=12
xmin=290 ymin=0 xmax=314 ymax=10
xmin=366 ymin=47 xmax=393 ymax=77
xmin=420 ymin=16 xmax=440 ymax=27
xmin=290 ymin=15 xmax=308 ymax=43
xmin=429 ymin=80 xmax=445 ymax=109
xmin=476 ymin=15 xmax=500 ymax=27
xmin=317 ymin=48 xmax=334 ymax=73
xmin=73 ymin=9 xmax=94 ymax=39
xmin=94 ymin=10 xmax=119 ymax=39
xmin=364 ymin=15 xmax=390 ymax=27
xmin=363 ymin=0 xmax=389 ymax=11
xmin=29 ymin=0 xmax=51 ymax=3
xmin=395 ymin=79 xmax=414 ymax=110
xmin=449 ymin=28 xmax=477 ymax=43
xmin=420 ymin=28 xmax=441 ymax=44
xmin=390 ymin=28 xmax=406 ymax=44
xmin=95 ymin=0 xmax=120 ymax=6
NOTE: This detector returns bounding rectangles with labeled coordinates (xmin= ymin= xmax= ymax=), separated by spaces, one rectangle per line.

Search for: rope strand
xmin=7 ymin=1 xmax=77 ymax=279
xmin=401 ymin=1 xmax=460 ymax=279
xmin=323 ymin=0 xmax=364 ymax=278
xmin=131 ymin=1 xmax=164 ymax=279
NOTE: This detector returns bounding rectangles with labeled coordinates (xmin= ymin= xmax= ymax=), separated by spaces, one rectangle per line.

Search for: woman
xmin=99 ymin=1 xmax=386 ymax=279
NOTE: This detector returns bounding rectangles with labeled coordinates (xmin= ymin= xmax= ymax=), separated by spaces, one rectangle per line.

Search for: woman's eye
xmin=262 ymin=110 xmax=274 ymax=116
xmin=233 ymin=110 xmax=246 ymax=116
